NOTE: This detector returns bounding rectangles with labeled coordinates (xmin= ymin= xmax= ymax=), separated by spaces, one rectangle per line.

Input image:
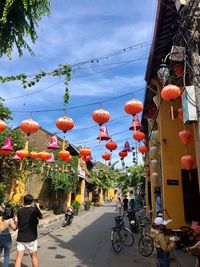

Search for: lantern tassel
xmin=62 ymin=138 xmax=65 ymax=150
xmin=41 ymin=163 xmax=44 ymax=173
xmin=62 ymin=163 xmax=65 ymax=173
xmin=24 ymin=140 xmax=29 ymax=152
xmin=20 ymin=161 xmax=23 ymax=171
xmin=170 ymin=101 xmax=174 ymax=120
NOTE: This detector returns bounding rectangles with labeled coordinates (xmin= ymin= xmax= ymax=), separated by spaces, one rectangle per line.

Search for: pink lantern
xmin=46 ymin=153 xmax=55 ymax=163
xmin=97 ymin=125 xmax=110 ymax=141
xmin=123 ymin=141 xmax=131 ymax=152
xmin=47 ymin=135 xmax=60 ymax=150
xmin=129 ymin=115 xmax=143 ymax=131
xmin=1 ymin=138 xmax=14 ymax=151
xmin=13 ymin=154 xmax=21 ymax=160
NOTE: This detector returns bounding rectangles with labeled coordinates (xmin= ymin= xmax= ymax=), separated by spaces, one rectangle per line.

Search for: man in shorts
xmin=15 ymin=194 xmax=43 ymax=267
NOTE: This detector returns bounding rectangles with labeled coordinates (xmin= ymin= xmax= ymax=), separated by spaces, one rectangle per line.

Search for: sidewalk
xmin=171 ymin=248 xmax=196 ymax=267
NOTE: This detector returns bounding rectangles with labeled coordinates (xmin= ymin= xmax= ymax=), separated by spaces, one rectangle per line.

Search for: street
xmin=6 ymin=206 xmax=156 ymax=267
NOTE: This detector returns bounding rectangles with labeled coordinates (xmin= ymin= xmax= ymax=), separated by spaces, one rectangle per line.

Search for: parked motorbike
xmin=127 ymin=208 xmax=139 ymax=233
xmin=62 ymin=207 xmax=75 ymax=227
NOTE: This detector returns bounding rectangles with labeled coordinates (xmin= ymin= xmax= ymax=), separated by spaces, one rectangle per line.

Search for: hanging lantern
xmin=129 ymin=115 xmax=143 ymax=131
xmin=0 ymin=149 xmax=11 ymax=156
xmin=138 ymin=145 xmax=148 ymax=154
xmin=102 ymin=152 xmax=111 ymax=161
xmin=20 ymin=118 xmax=39 ymax=135
xmin=119 ymin=150 xmax=127 ymax=158
xmin=178 ymin=108 xmax=183 ymax=121
xmin=179 ymin=130 xmax=192 ymax=145
xmin=124 ymin=99 xmax=143 ymax=116
xmin=1 ymin=138 xmax=14 ymax=151
xmin=47 ymin=135 xmax=60 ymax=150
xmin=157 ymin=63 xmax=170 ymax=86
xmin=97 ymin=125 xmax=110 ymax=141
xmin=16 ymin=149 xmax=29 ymax=159
xmin=152 ymin=172 xmax=159 ymax=182
xmin=150 ymin=159 xmax=158 ymax=172
xmin=0 ymin=120 xmax=7 ymax=133
xmin=47 ymin=153 xmax=56 ymax=163
xmin=161 ymin=84 xmax=181 ymax=120
xmin=13 ymin=154 xmax=21 ymax=160
xmin=82 ymin=155 xmax=92 ymax=162
xmin=123 ymin=141 xmax=131 ymax=152
xmin=56 ymin=116 xmax=74 ymax=133
xmin=149 ymin=146 xmax=158 ymax=159
xmin=79 ymin=147 xmax=91 ymax=157
xmin=92 ymin=109 xmax=110 ymax=126
xmin=133 ymin=131 xmax=145 ymax=141
xmin=65 ymin=155 xmax=72 ymax=162
xmin=105 ymin=140 xmax=117 ymax=152
xmin=38 ymin=151 xmax=50 ymax=161
xmin=173 ymin=63 xmax=184 ymax=77
xmin=181 ymin=155 xmax=194 ymax=171
xmin=29 ymin=151 xmax=39 ymax=159
xmin=58 ymin=150 xmax=70 ymax=161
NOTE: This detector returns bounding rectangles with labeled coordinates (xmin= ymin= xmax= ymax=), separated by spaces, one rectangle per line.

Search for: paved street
xmin=5 ymin=206 xmax=156 ymax=267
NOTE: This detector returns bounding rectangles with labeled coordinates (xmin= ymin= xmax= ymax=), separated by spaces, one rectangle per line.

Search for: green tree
xmin=126 ymin=165 xmax=145 ymax=189
xmin=0 ymin=0 xmax=51 ymax=58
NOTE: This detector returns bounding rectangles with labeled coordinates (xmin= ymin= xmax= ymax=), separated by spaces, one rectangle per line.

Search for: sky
xmin=0 ymin=0 xmax=157 ymax=168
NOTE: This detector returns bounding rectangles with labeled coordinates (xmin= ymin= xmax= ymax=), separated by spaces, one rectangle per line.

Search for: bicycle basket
xmin=115 ymin=216 xmax=123 ymax=225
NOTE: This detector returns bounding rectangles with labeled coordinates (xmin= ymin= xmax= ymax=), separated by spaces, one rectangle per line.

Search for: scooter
xmin=62 ymin=207 xmax=74 ymax=227
xmin=127 ymin=208 xmax=139 ymax=233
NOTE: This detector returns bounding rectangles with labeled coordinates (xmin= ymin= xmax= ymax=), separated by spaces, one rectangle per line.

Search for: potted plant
xmin=83 ymin=199 xmax=92 ymax=211
xmin=72 ymin=200 xmax=81 ymax=215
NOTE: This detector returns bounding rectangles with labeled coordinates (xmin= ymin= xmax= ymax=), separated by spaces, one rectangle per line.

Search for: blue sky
xmin=0 ymin=0 xmax=157 ymax=167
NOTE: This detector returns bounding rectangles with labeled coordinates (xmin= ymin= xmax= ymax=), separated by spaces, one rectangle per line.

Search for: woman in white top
xmin=0 ymin=204 xmax=17 ymax=267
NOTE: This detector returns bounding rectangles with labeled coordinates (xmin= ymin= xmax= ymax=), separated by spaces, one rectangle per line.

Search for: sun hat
xmin=154 ymin=217 xmax=172 ymax=225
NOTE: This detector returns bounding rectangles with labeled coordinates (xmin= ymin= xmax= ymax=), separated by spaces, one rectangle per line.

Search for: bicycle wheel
xmin=111 ymin=230 xmax=122 ymax=253
xmin=138 ymin=234 xmax=154 ymax=257
xmin=123 ymin=228 xmax=134 ymax=246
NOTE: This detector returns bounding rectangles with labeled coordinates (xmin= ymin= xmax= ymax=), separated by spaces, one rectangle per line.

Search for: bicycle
xmin=137 ymin=209 xmax=154 ymax=257
xmin=111 ymin=215 xmax=134 ymax=253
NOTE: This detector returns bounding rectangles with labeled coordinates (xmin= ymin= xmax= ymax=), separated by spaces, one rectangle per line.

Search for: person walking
xmin=122 ymin=195 xmax=129 ymax=214
xmin=116 ymin=197 xmax=122 ymax=215
xmin=0 ymin=204 xmax=17 ymax=267
xmin=15 ymin=194 xmax=43 ymax=267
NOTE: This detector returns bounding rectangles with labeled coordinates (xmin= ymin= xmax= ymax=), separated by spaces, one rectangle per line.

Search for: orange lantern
xmin=65 ymin=155 xmax=72 ymax=162
xmin=124 ymin=99 xmax=143 ymax=116
xmin=0 ymin=149 xmax=11 ymax=156
xmin=138 ymin=146 xmax=148 ymax=154
xmin=29 ymin=151 xmax=39 ymax=159
xmin=16 ymin=150 xmax=29 ymax=159
xmin=58 ymin=150 xmax=70 ymax=161
xmin=179 ymin=130 xmax=192 ymax=145
xmin=119 ymin=151 xmax=127 ymax=158
xmin=79 ymin=147 xmax=91 ymax=157
xmin=38 ymin=151 xmax=50 ymax=161
xmin=20 ymin=118 xmax=39 ymax=135
xmin=102 ymin=152 xmax=111 ymax=161
xmin=178 ymin=108 xmax=183 ymax=121
xmin=173 ymin=64 xmax=184 ymax=77
xmin=181 ymin=155 xmax=194 ymax=171
xmin=133 ymin=131 xmax=145 ymax=141
xmin=0 ymin=120 xmax=7 ymax=133
xmin=105 ymin=140 xmax=117 ymax=152
xmin=92 ymin=109 xmax=110 ymax=126
xmin=56 ymin=116 xmax=74 ymax=133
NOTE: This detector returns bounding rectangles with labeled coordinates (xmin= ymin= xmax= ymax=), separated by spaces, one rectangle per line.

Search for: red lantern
xmin=161 ymin=84 xmax=181 ymax=101
xmin=0 ymin=149 xmax=11 ymax=156
xmin=56 ymin=116 xmax=74 ymax=133
xmin=20 ymin=118 xmax=39 ymax=135
xmin=133 ymin=131 xmax=145 ymax=141
xmin=179 ymin=130 xmax=192 ymax=145
xmin=92 ymin=109 xmax=110 ymax=126
xmin=0 ymin=120 xmax=7 ymax=133
xmin=16 ymin=150 xmax=29 ymax=159
xmin=173 ymin=64 xmax=184 ymax=77
xmin=138 ymin=146 xmax=148 ymax=154
xmin=65 ymin=155 xmax=72 ymax=162
xmin=29 ymin=151 xmax=39 ymax=159
xmin=178 ymin=108 xmax=183 ymax=121
xmin=79 ymin=147 xmax=91 ymax=157
xmin=119 ymin=151 xmax=127 ymax=158
xmin=58 ymin=150 xmax=70 ymax=161
xmin=38 ymin=151 xmax=50 ymax=161
xmin=124 ymin=99 xmax=143 ymax=115
xmin=102 ymin=152 xmax=111 ymax=161
xmin=181 ymin=155 xmax=194 ymax=171
xmin=105 ymin=140 xmax=117 ymax=152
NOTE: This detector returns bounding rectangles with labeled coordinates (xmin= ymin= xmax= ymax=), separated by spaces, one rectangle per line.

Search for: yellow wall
xmin=75 ymin=178 xmax=85 ymax=205
xmin=107 ymin=188 xmax=118 ymax=201
xmin=10 ymin=179 xmax=25 ymax=204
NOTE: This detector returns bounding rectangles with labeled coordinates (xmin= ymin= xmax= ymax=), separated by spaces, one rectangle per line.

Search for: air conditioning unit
xmin=169 ymin=46 xmax=185 ymax=62
xmin=181 ymin=85 xmax=198 ymax=123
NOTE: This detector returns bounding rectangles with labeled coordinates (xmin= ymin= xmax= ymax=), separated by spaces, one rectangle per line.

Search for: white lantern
xmin=151 ymin=159 xmax=158 ymax=172
xmin=151 ymin=172 xmax=159 ymax=183
xmin=150 ymin=146 xmax=158 ymax=159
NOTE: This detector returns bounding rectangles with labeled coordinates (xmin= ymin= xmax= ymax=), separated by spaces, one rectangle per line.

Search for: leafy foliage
xmin=0 ymin=99 xmax=12 ymax=121
xmin=0 ymin=0 xmax=50 ymax=58
xmin=125 ymin=165 xmax=145 ymax=189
